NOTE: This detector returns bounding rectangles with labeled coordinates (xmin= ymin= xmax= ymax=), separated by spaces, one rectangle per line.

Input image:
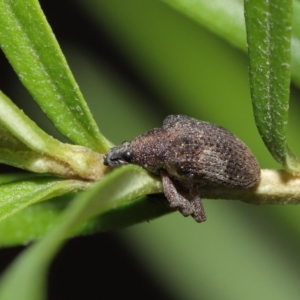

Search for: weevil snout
xmin=103 ymin=142 xmax=133 ymax=167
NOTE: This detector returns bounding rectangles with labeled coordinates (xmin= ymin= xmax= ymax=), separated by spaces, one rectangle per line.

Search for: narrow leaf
xmin=244 ymin=0 xmax=300 ymax=173
xmin=0 ymin=0 xmax=110 ymax=152
xmin=0 ymin=176 xmax=90 ymax=222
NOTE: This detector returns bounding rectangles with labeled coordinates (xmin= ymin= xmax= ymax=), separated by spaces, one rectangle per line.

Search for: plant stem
xmin=199 ymin=169 xmax=300 ymax=204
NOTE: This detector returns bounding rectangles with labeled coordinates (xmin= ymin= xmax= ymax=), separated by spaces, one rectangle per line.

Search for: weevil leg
xmin=189 ymin=184 xmax=206 ymax=223
xmin=160 ymin=170 xmax=206 ymax=222
xmin=160 ymin=170 xmax=193 ymax=217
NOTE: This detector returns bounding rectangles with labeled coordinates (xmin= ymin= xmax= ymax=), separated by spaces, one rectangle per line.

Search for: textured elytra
xmin=104 ymin=115 xmax=260 ymax=222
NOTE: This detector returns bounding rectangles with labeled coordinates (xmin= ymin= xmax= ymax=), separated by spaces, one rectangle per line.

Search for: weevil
xmin=103 ymin=115 xmax=260 ymax=222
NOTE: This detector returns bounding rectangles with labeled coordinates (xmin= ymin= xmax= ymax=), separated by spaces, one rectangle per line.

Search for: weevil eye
xmin=122 ymin=151 xmax=133 ymax=162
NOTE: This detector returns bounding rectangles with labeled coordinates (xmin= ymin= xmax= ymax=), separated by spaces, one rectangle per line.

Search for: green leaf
xmin=0 ymin=176 xmax=90 ymax=223
xmin=161 ymin=0 xmax=300 ymax=88
xmin=244 ymin=0 xmax=300 ymax=173
xmin=161 ymin=0 xmax=246 ymax=50
xmin=291 ymin=1 xmax=300 ymax=86
xmin=0 ymin=165 xmax=167 ymax=299
xmin=0 ymin=91 xmax=105 ymax=180
xmin=0 ymin=0 xmax=111 ymax=152
xmin=245 ymin=0 xmax=290 ymax=164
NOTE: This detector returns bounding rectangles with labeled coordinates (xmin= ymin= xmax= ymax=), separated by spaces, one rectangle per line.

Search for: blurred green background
xmin=1 ymin=0 xmax=300 ymax=299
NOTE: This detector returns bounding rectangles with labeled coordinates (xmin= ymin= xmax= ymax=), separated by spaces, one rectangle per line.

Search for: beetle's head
xmin=103 ymin=142 xmax=133 ymax=167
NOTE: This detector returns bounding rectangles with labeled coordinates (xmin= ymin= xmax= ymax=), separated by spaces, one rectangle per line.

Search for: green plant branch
xmin=0 ymin=168 xmax=299 ymax=247
xmin=1 ymin=167 xmax=299 ymax=242
xmin=0 ymin=167 xmax=299 ymax=299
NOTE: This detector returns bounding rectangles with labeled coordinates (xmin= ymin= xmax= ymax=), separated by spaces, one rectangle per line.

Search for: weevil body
xmin=103 ymin=115 xmax=260 ymax=222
